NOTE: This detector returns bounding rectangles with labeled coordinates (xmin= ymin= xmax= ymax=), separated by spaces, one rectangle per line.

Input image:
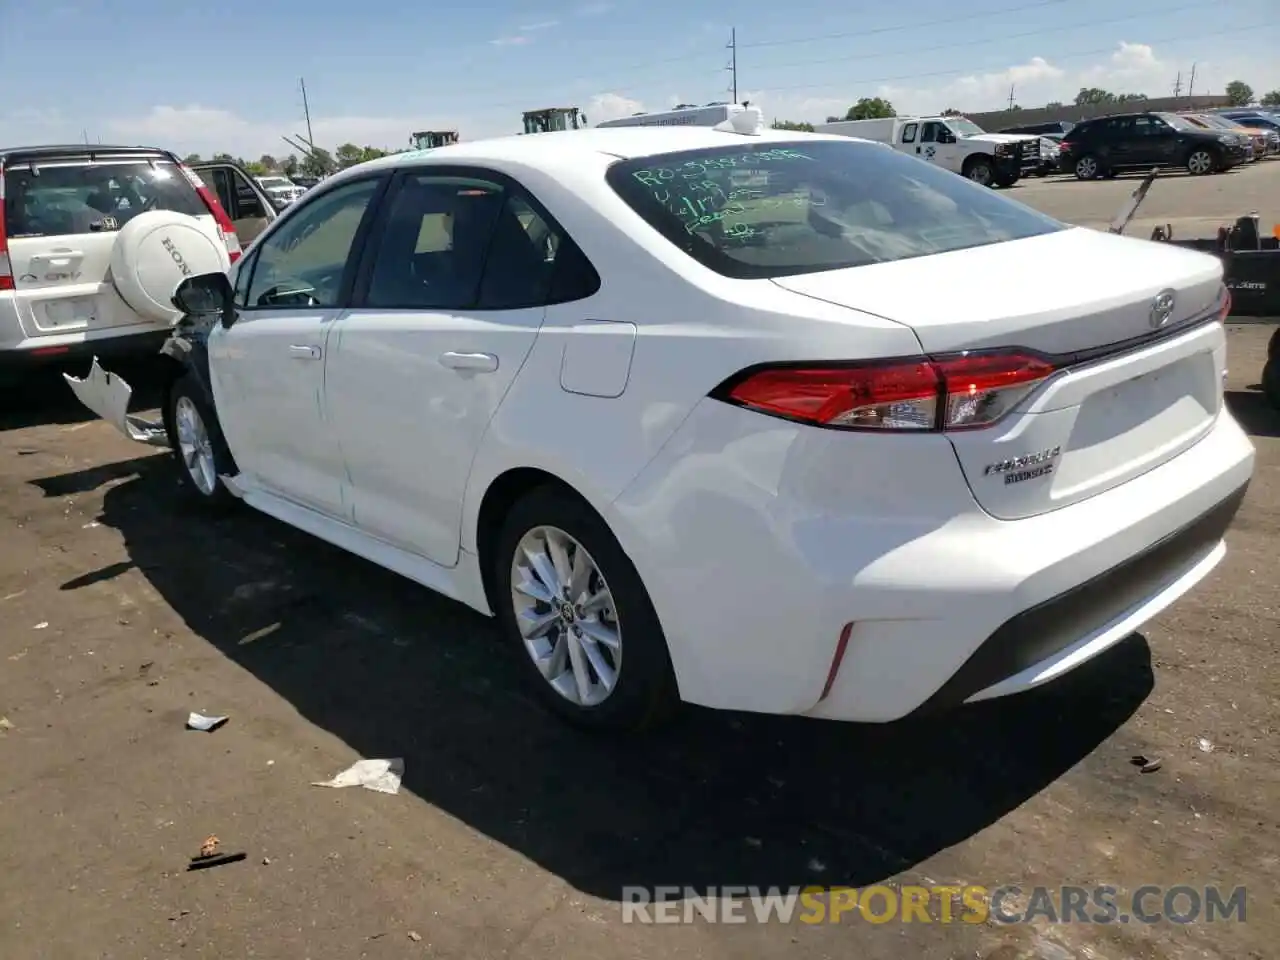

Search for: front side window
xmin=2 ymin=158 xmax=206 ymax=238
xmin=245 ymin=177 xmax=379 ymax=309
xmin=605 ymin=139 xmax=1065 ymax=280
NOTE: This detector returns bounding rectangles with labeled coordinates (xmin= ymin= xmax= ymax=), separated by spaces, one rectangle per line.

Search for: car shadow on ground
xmin=0 ymin=359 xmax=167 ymax=434
xmin=1226 ymin=389 xmax=1280 ymax=439
xmin=33 ymin=455 xmax=1155 ymax=901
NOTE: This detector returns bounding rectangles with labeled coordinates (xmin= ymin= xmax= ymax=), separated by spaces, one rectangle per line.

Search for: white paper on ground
xmin=311 ymin=758 xmax=405 ymax=795
xmin=186 ymin=712 xmax=229 ymax=732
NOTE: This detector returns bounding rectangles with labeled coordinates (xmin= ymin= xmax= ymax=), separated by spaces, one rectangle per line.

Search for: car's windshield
xmin=1158 ymin=113 xmax=1200 ymax=132
xmin=947 ymin=119 xmax=986 ymax=137
xmin=605 ymin=139 xmax=1065 ymax=280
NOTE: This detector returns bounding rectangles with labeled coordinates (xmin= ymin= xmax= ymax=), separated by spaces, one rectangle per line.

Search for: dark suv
xmin=1058 ymin=112 xmax=1248 ymax=180
xmin=998 ymin=120 xmax=1075 ymax=140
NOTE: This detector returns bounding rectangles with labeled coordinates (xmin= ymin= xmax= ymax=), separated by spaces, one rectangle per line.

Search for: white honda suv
xmin=0 ymin=144 xmax=242 ymax=380
xmin=67 ymin=125 xmax=1255 ymax=732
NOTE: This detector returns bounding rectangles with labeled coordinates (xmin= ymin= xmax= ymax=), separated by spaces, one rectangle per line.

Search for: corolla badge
xmin=1149 ymin=289 xmax=1176 ymax=329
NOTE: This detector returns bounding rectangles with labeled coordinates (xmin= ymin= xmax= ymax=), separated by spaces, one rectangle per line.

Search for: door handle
xmin=289 ymin=344 xmax=322 ymax=361
xmin=440 ymin=351 xmax=498 ymax=373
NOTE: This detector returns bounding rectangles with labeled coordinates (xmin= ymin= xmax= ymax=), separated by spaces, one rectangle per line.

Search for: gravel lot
xmin=1 ymin=264 xmax=1277 ymax=956
xmin=1011 ymin=158 xmax=1280 ymax=238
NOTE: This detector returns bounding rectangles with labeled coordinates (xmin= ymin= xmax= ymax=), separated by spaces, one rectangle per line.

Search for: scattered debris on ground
xmin=311 ymin=758 xmax=405 ymax=795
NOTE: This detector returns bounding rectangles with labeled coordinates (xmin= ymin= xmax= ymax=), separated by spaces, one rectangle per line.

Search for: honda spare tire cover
xmin=110 ymin=211 xmax=231 ymax=324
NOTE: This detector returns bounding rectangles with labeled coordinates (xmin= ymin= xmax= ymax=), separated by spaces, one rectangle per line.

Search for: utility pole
xmin=1007 ymin=84 xmax=1016 ymax=109
xmin=1187 ymin=63 xmax=1197 ymax=100
xmin=299 ymin=77 xmax=315 ymax=149
xmin=1172 ymin=72 xmax=1183 ymax=98
xmin=726 ymin=28 xmax=738 ymax=103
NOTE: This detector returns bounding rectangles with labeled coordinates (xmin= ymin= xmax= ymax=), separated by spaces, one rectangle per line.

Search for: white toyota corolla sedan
xmin=68 ymin=121 xmax=1255 ymax=731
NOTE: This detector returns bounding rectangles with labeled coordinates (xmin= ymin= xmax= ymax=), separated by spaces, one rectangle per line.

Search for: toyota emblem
xmin=1149 ymin=289 xmax=1176 ymax=329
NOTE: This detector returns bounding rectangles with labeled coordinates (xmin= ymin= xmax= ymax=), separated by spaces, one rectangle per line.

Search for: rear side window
xmin=2 ymin=158 xmax=206 ymax=239
xmin=605 ymin=139 xmax=1065 ymax=280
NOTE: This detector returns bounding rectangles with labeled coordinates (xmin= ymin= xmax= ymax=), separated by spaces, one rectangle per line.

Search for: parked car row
xmin=1000 ymin=109 xmax=1280 ymax=181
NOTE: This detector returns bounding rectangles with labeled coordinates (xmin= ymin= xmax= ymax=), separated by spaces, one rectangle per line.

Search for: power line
xmin=749 ymin=2 xmax=1207 ymax=75
xmin=442 ymin=0 xmax=1216 ymax=109
xmin=736 ymin=21 xmax=1268 ymax=96
xmin=740 ymin=0 xmax=1071 ymax=50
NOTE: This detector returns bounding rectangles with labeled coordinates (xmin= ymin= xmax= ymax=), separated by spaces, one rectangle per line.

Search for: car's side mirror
xmin=938 ymin=130 xmax=956 ymax=144
xmin=173 ymin=272 xmax=236 ymax=329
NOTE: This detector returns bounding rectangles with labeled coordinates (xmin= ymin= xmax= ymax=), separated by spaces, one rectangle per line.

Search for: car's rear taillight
xmin=0 ymin=165 xmax=12 ymax=291
xmin=716 ymin=352 xmax=1058 ymax=432
xmin=180 ymin=163 xmax=242 ymax=263
xmin=1218 ymin=285 xmax=1232 ymax=322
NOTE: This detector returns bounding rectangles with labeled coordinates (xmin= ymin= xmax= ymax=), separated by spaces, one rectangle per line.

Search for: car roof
xmin=0 ymin=143 xmax=172 ymax=163
xmin=329 ymin=126 xmax=851 ymax=183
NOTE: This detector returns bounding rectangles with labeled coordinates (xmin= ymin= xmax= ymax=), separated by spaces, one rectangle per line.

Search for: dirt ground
xmin=1 ymin=326 xmax=1277 ymax=960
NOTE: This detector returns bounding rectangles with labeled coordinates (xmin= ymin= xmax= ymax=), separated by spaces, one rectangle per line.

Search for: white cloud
xmin=100 ymin=105 xmax=466 ymax=160
xmin=585 ymin=92 xmax=646 ymax=124
xmin=744 ymin=43 xmax=1202 ymax=123
xmin=518 ymin=19 xmax=558 ymax=31
xmin=490 ymin=35 xmax=531 ymax=46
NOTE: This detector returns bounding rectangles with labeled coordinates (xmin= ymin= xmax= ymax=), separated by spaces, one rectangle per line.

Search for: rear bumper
xmin=609 ymin=399 xmax=1255 ymax=723
xmin=914 ymin=479 xmax=1247 ymax=712
xmin=0 ymin=327 xmax=170 ymax=373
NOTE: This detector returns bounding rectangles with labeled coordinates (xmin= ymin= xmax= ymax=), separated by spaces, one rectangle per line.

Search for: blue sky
xmin=2 ymin=0 xmax=1277 ymax=160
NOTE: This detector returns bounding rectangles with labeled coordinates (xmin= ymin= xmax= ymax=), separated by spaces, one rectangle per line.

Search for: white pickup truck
xmin=815 ymin=115 xmax=1044 ymax=188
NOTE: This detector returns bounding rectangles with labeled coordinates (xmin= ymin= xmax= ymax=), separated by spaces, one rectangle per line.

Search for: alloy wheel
xmin=510 ymin=525 xmax=622 ymax=707
xmin=174 ymin=396 xmax=217 ymax=496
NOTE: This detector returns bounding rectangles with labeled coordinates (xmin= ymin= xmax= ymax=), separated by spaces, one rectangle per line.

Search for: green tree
xmin=299 ymin=147 xmax=334 ymax=177
xmin=334 ymin=143 xmax=365 ymax=168
xmin=1044 ymin=101 xmax=1064 ymax=110
xmin=281 ymin=154 xmax=300 ymax=176
xmin=258 ymin=154 xmax=278 ymax=171
xmin=1074 ymin=87 xmax=1117 ymax=106
xmin=771 ymin=119 xmax=814 ymax=131
xmin=843 ymin=97 xmax=895 ymax=121
xmin=940 ymin=108 xmax=964 ymax=117
xmin=1225 ymin=80 xmax=1254 ymax=106
xmin=182 ymin=152 xmax=202 ymax=164
xmin=1261 ymin=90 xmax=1280 ymax=108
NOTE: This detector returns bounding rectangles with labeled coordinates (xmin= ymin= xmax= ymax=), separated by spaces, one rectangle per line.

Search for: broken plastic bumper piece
xmin=63 ymin=357 xmax=169 ymax=447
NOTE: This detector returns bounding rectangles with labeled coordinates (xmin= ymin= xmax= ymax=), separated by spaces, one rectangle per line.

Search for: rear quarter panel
xmin=456 ymin=152 xmax=921 ymax=556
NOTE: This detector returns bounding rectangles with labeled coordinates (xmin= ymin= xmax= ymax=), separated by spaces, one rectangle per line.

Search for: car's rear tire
xmin=1186 ymin=148 xmax=1218 ymax=176
xmin=1074 ymin=154 xmax=1102 ymax=180
xmin=492 ymin=484 xmax=678 ymax=732
xmin=167 ymin=373 xmax=236 ymax=509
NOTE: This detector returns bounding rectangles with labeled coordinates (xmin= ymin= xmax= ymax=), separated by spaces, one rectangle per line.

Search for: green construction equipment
xmin=521 ymin=108 xmax=587 ymax=134
xmin=409 ymin=130 xmax=460 ymax=150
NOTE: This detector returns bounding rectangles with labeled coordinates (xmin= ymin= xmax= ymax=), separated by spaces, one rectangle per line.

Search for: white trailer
xmin=596 ymin=103 xmax=763 ymax=132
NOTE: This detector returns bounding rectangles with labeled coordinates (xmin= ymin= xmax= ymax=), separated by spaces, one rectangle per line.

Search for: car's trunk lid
xmin=771 ymin=228 xmax=1227 ymax=519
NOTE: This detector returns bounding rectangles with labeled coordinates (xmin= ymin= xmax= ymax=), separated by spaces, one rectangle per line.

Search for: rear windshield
xmin=605 ymin=139 xmax=1065 ymax=280
xmin=2 ymin=158 xmax=207 ymax=239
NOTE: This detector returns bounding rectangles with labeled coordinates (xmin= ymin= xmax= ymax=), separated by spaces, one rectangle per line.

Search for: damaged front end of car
xmin=63 ymin=273 xmax=230 ymax=451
